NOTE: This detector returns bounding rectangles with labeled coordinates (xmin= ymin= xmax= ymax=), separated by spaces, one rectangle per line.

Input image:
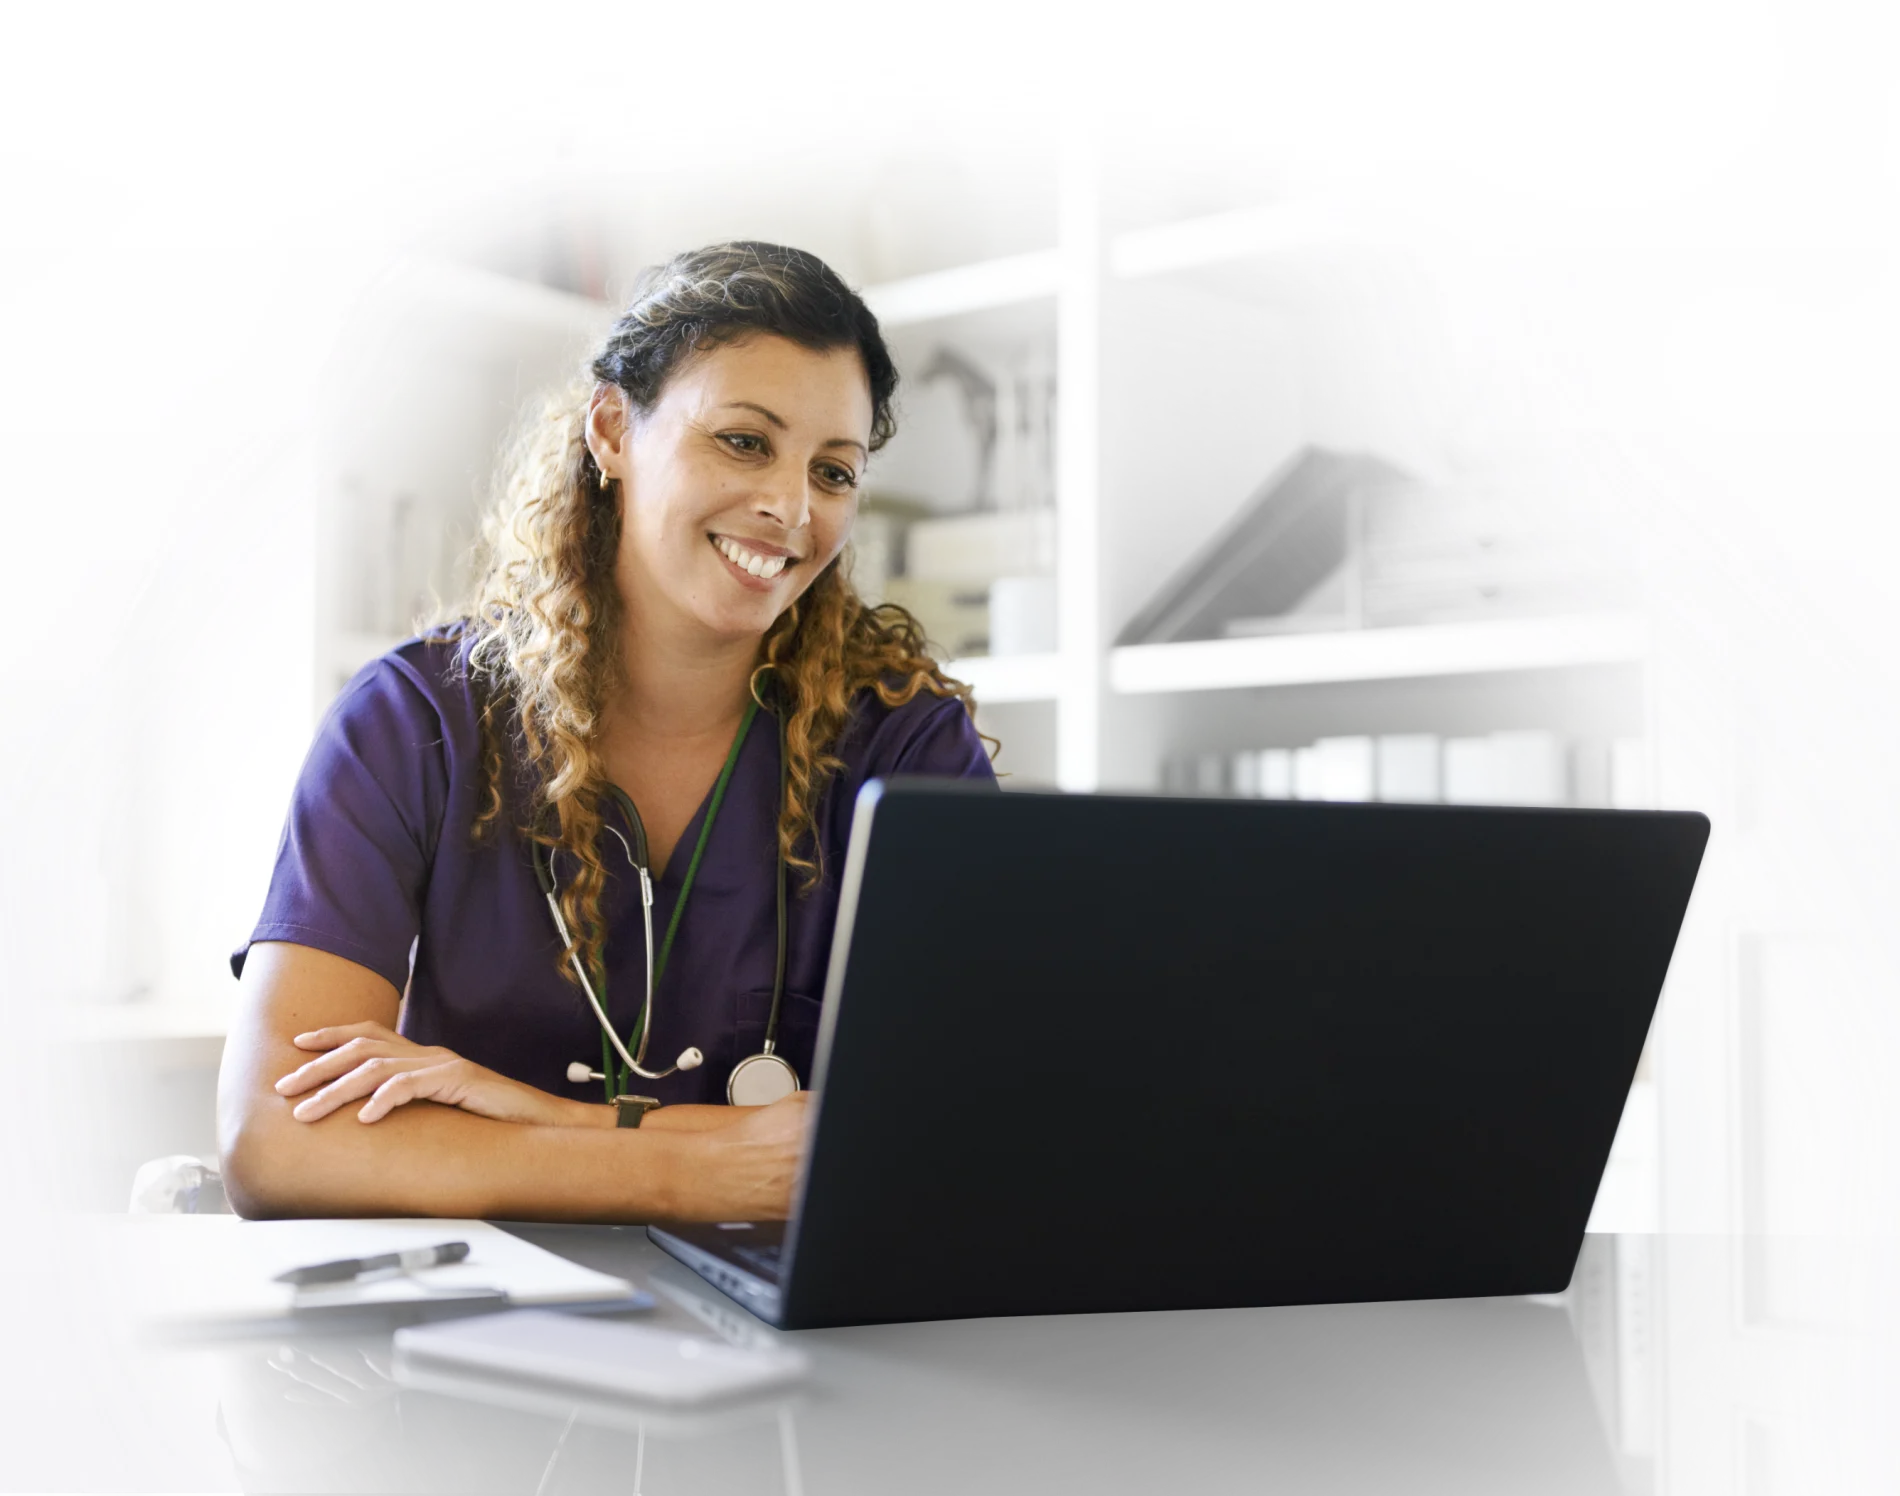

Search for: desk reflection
xmin=210 ymin=1242 xmax=1621 ymax=1495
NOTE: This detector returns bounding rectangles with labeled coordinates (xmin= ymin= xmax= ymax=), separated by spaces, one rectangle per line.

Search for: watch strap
xmin=613 ymin=1094 xmax=662 ymax=1129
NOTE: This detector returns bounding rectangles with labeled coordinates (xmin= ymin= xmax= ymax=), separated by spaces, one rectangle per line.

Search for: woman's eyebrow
xmin=718 ymin=401 xmax=867 ymax=459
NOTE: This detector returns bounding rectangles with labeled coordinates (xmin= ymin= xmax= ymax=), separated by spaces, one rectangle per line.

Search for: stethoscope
xmin=531 ymin=692 xmax=802 ymax=1108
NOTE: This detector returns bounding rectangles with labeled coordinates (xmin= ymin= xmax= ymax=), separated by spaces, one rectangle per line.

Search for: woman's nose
xmin=754 ymin=470 xmax=811 ymax=531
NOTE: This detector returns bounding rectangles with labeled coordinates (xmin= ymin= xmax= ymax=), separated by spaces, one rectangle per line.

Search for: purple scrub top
xmin=233 ymin=632 xmax=997 ymax=1106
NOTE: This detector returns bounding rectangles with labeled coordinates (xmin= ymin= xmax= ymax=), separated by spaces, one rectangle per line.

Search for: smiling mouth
xmin=710 ymin=534 xmax=794 ymax=581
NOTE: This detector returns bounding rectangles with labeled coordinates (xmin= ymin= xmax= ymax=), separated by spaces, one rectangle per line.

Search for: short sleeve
xmin=231 ymin=658 xmax=450 ymax=992
xmin=870 ymin=691 xmax=998 ymax=783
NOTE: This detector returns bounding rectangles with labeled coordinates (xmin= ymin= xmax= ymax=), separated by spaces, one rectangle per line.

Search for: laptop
xmin=651 ymin=780 xmax=1708 ymax=1329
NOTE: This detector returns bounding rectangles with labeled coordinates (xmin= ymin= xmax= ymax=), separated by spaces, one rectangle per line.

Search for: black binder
xmin=1116 ymin=445 xmax=1411 ymax=645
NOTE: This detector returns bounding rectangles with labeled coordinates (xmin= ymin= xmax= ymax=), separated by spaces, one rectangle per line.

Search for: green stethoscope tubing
xmin=538 ymin=690 xmax=792 ymax=1103
xmin=598 ymin=694 xmax=760 ymax=1097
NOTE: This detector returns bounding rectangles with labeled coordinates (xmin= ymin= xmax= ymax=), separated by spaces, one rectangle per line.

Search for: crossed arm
xmin=216 ymin=942 xmax=807 ymax=1222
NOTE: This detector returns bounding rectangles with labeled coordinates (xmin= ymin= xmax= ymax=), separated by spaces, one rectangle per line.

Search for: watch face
xmin=615 ymin=1096 xmax=660 ymax=1127
xmin=728 ymin=1053 xmax=800 ymax=1107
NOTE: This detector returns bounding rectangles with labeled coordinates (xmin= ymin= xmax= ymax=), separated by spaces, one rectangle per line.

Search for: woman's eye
xmin=718 ymin=433 xmax=855 ymax=490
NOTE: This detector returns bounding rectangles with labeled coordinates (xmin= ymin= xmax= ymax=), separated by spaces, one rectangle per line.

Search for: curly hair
xmin=453 ymin=241 xmax=983 ymax=987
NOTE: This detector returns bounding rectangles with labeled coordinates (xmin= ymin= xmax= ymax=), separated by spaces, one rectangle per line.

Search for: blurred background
xmin=2 ymin=0 xmax=1897 ymax=1483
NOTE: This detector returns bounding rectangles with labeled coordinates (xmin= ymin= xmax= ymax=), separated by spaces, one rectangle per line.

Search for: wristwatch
xmin=613 ymin=1094 xmax=662 ymax=1129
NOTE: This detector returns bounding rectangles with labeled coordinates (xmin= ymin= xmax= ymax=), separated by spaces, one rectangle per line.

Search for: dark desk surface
xmin=6 ymin=1226 xmax=1896 ymax=1493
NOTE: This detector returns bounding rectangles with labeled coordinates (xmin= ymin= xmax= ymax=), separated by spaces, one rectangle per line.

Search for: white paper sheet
xmin=111 ymin=1216 xmax=639 ymax=1330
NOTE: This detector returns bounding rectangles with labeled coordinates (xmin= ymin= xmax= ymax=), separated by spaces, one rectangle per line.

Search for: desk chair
xmin=129 ymin=1154 xmax=228 ymax=1214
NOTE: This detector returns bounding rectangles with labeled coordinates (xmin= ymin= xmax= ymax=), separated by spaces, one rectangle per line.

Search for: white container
xmin=1314 ymin=736 xmax=1376 ymax=802
xmin=907 ymin=510 xmax=1057 ymax=585
xmin=1377 ymin=734 xmax=1441 ymax=803
xmin=988 ymin=575 xmax=1057 ymax=656
xmin=1490 ymin=730 xmax=1566 ymax=806
xmin=1293 ymin=745 xmax=1326 ymax=801
xmin=1258 ymin=748 xmax=1295 ymax=799
xmin=1442 ymin=737 xmax=1495 ymax=804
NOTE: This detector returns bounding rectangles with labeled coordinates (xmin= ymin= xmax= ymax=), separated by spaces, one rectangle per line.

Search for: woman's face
xmin=593 ymin=333 xmax=874 ymax=647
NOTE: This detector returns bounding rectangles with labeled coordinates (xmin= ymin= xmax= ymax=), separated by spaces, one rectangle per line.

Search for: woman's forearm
xmin=640 ymin=1104 xmax=740 ymax=1133
xmin=221 ymin=1089 xmax=712 ymax=1221
xmin=217 ymin=941 xmax=780 ymax=1221
xmin=548 ymin=1100 xmax=739 ymax=1133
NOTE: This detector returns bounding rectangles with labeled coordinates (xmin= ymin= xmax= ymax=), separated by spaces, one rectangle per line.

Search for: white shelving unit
xmin=60 ymin=1003 xmax=231 ymax=1072
xmin=943 ymin=652 xmax=1062 ymax=705
xmin=314 ymin=258 xmax=615 ymax=708
xmin=291 ymin=174 xmax=1659 ymax=1234
xmin=58 ymin=998 xmax=234 ymax=1046
xmin=199 ymin=158 xmax=1642 ymax=984
xmin=1108 ymin=199 xmax=1353 ymax=280
xmin=307 ymin=183 xmax=1657 ymax=796
xmin=862 ymin=250 xmax=1062 ymax=327
xmin=1110 ymin=611 xmax=1648 ymax=696
xmin=387 ymin=253 xmax=614 ymax=341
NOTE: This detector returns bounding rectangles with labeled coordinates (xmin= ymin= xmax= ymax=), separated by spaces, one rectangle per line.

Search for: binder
xmin=1115 ymin=446 xmax=1411 ymax=645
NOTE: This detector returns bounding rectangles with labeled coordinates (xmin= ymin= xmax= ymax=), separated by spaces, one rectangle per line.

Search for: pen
xmin=274 ymin=1240 xmax=471 ymax=1286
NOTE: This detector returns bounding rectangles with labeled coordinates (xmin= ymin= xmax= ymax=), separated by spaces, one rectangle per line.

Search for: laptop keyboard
xmin=731 ymin=1241 xmax=783 ymax=1280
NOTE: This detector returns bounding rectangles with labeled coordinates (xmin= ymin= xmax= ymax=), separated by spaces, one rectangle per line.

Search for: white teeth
xmin=713 ymin=536 xmax=788 ymax=581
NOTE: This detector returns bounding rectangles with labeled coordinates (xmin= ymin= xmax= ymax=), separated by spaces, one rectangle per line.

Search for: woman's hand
xmin=686 ymin=1092 xmax=812 ymax=1220
xmin=275 ymin=1022 xmax=591 ymax=1128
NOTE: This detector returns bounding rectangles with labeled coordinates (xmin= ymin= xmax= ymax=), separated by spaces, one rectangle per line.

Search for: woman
xmin=218 ymin=242 xmax=996 ymax=1222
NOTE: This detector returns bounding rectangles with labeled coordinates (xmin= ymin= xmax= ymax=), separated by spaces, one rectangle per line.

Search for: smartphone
xmin=392 ymin=1308 xmax=808 ymax=1407
xmin=392 ymin=1353 xmax=795 ymax=1439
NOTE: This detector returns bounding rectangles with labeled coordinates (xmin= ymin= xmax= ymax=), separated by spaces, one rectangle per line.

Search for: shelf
xmin=1109 ymin=201 xmax=1349 ymax=280
xmin=1110 ymin=611 xmax=1648 ymax=695
xmin=860 ymin=250 xmax=1061 ymax=327
xmin=393 ymin=255 xmax=615 ymax=339
xmin=413 ymin=250 xmax=1061 ymax=338
xmin=60 ymin=1003 xmax=231 ymax=1072
xmin=945 ymin=652 xmax=1061 ymax=705
xmin=59 ymin=1000 xmax=232 ymax=1046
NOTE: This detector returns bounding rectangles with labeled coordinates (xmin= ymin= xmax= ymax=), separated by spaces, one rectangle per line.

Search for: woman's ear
xmin=585 ymin=385 xmax=631 ymax=482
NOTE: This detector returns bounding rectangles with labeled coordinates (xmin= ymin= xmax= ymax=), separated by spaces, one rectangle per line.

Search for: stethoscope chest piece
xmin=728 ymin=1050 xmax=800 ymax=1107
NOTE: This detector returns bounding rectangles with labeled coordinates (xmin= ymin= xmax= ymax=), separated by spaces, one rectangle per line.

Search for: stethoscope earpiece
xmin=569 ymin=1053 xmax=698 ymax=1086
